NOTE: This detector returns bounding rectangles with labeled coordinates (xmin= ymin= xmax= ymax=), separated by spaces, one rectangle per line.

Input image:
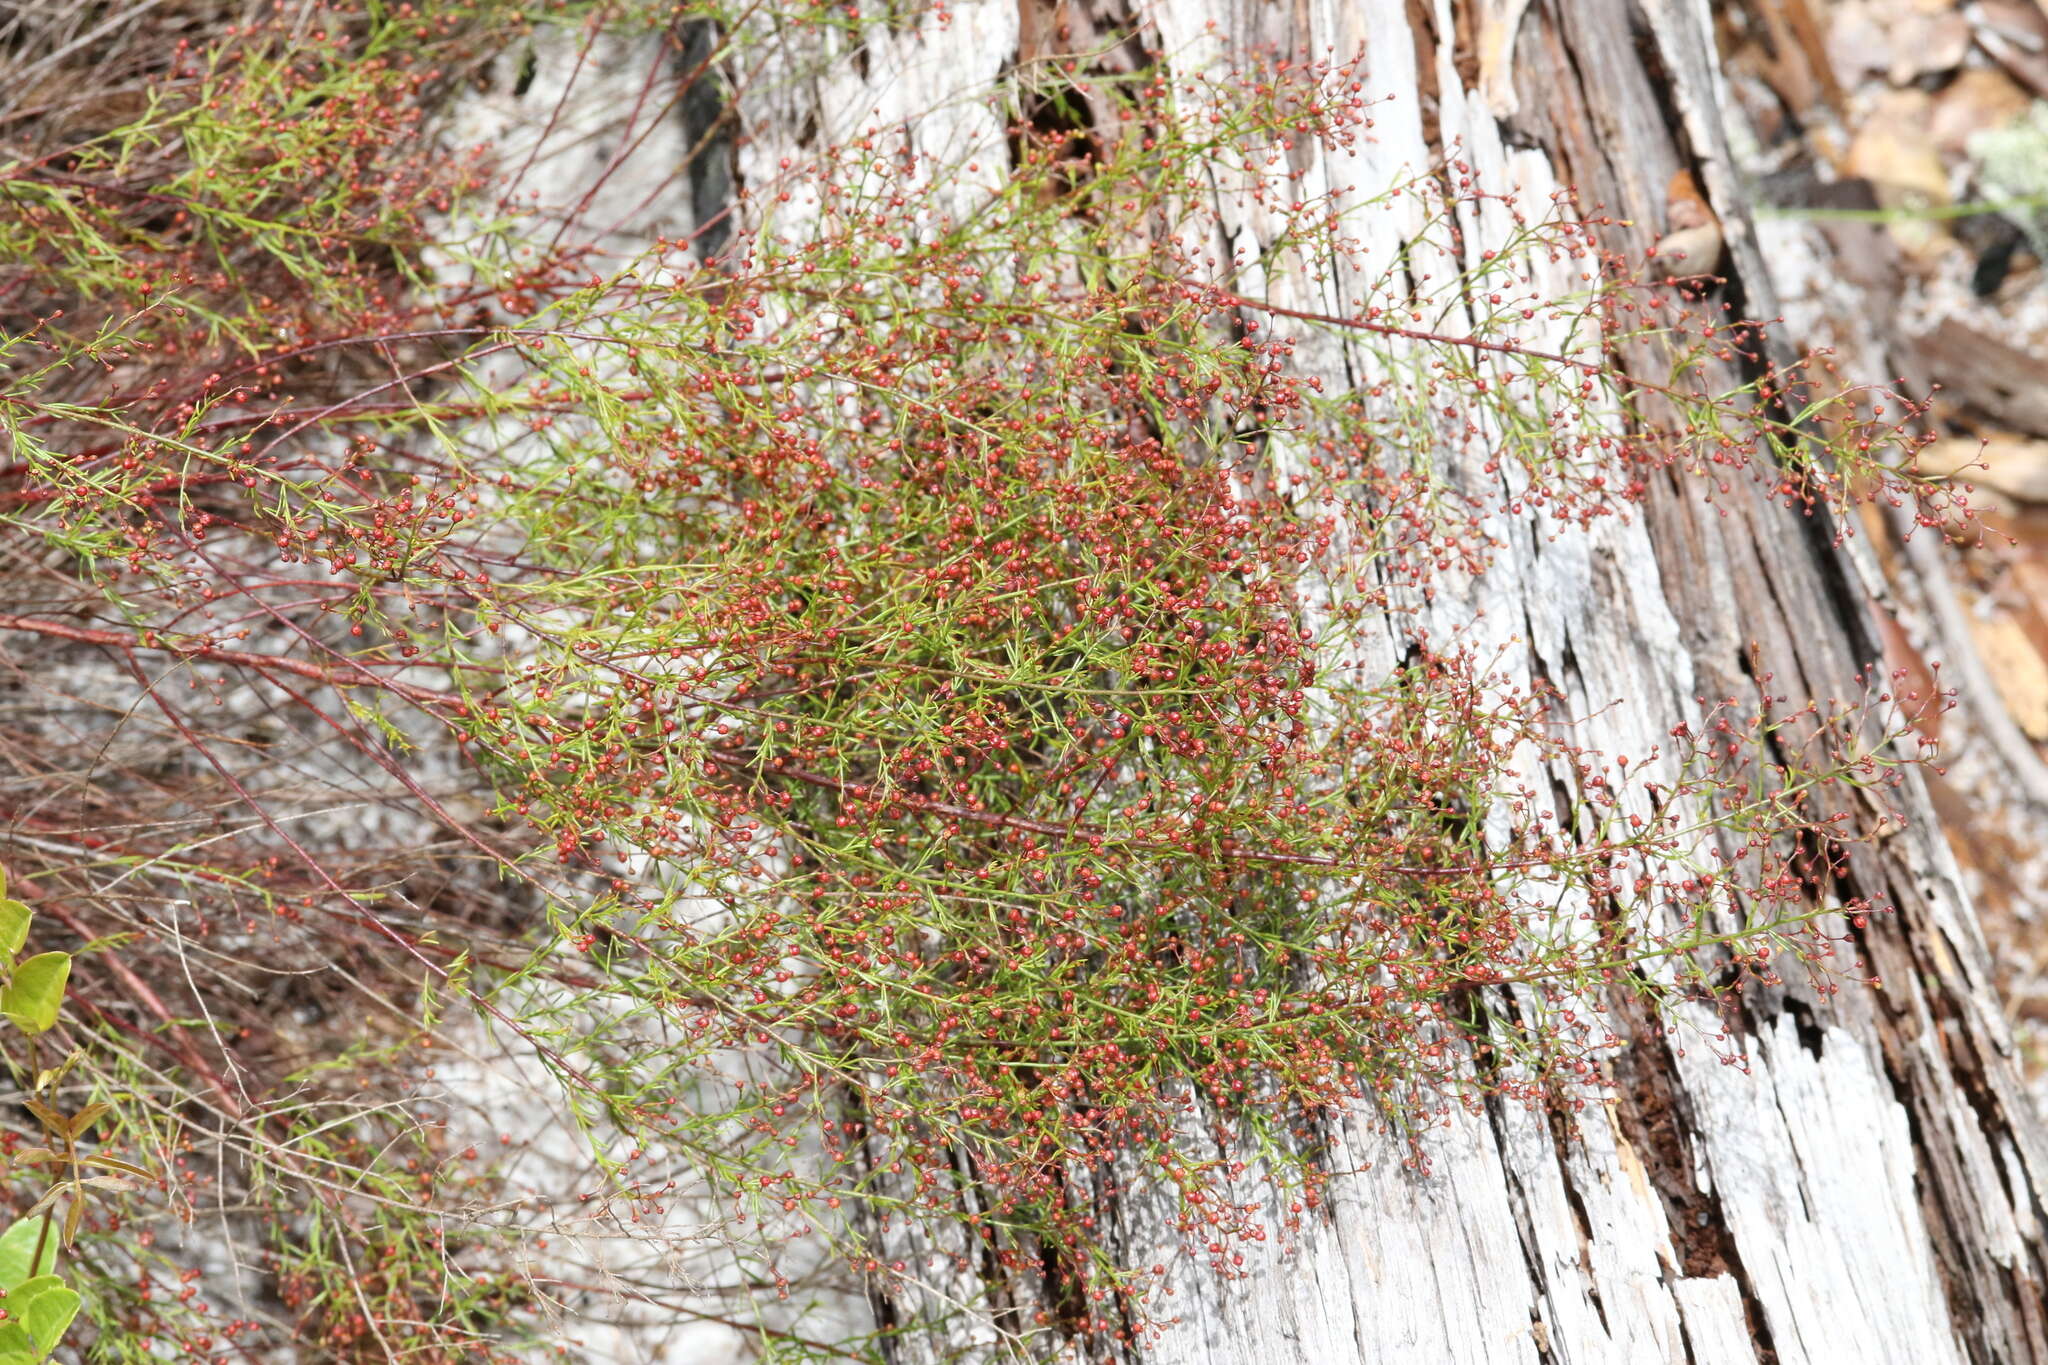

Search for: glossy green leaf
xmin=0 ymin=902 xmax=29 ymax=960
xmin=7 ymin=1278 xmax=62 ymax=1318
xmin=14 ymin=1276 xmax=79 ymax=1355
xmin=0 ymin=954 xmax=68 ymax=1035
xmin=0 ymin=1221 xmax=54 ymax=1292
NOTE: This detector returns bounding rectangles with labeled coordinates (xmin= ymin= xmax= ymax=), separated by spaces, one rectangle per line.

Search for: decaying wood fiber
xmin=711 ymin=1 xmax=2048 ymax=1360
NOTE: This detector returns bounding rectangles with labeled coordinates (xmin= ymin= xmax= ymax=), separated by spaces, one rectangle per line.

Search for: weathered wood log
xmin=712 ymin=1 xmax=2048 ymax=1361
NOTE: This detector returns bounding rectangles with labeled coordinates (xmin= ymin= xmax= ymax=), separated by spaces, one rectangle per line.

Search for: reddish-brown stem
xmin=0 ymin=612 xmax=459 ymax=706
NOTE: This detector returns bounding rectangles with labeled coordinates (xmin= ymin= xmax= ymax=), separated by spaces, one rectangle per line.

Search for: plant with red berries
xmin=0 ymin=3 xmax=1960 ymax=1359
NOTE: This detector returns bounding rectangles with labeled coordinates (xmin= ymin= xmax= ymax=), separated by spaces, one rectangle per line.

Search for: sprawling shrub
xmin=0 ymin=2 xmax=1957 ymax=1358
